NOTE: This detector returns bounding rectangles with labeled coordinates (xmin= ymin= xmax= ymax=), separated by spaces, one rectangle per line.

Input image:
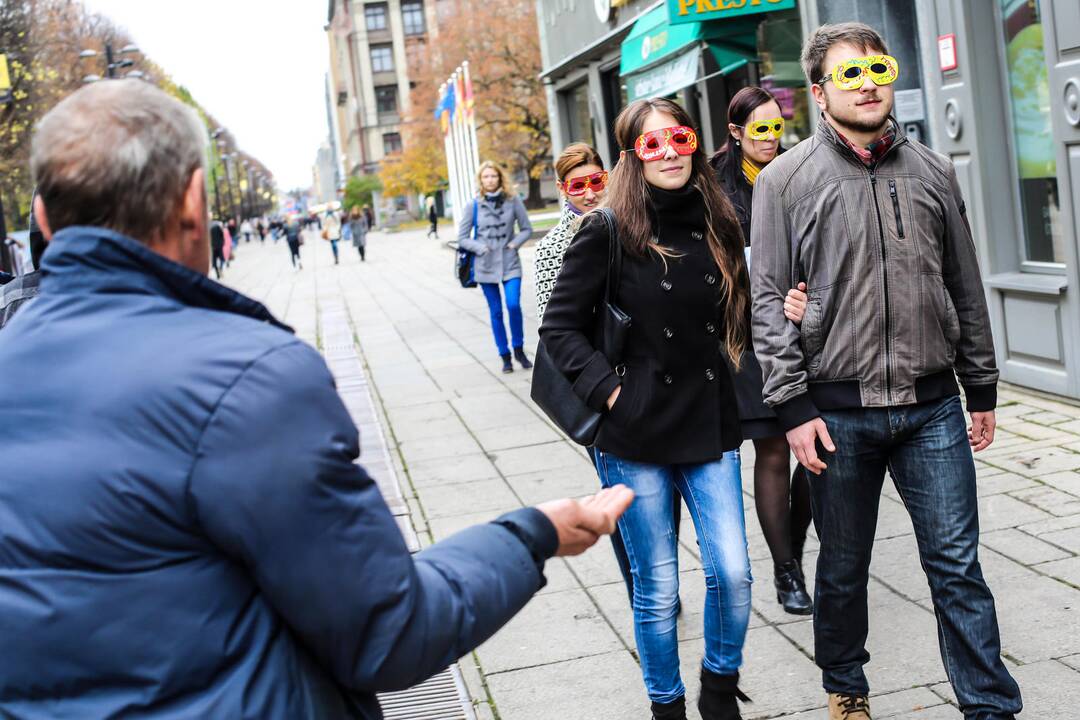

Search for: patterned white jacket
xmin=534 ymin=203 xmax=584 ymax=324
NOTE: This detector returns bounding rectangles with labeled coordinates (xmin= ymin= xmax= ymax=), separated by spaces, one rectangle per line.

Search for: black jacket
xmin=210 ymin=222 xmax=226 ymax=252
xmin=540 ymin=185 xmax=742 ymax=464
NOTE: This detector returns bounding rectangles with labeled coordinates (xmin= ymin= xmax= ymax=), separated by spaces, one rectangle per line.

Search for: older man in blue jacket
xmin=0 ymin=80 xmax=632 ymax=719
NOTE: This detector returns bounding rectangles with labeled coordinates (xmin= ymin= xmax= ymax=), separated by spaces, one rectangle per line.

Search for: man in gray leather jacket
xmin=750 ymin=22 xmax=1021 ymax=720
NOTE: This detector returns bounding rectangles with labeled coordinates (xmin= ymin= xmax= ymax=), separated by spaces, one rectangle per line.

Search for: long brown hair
xmin=603 ymin=98 xmax=748 ymax=366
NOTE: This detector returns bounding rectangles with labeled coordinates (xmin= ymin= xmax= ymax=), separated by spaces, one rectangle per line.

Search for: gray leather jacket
xmin=457 ymin=193 xmax=532 ymax=284
xmin=750 ymin=118 xmax=998 ymax=431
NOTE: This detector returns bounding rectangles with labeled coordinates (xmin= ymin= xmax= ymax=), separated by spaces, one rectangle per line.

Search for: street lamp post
xmin=79 ymin=43 xmax=139 ymax=82
xmin=209 ymin=129 xmax=225 ymax=220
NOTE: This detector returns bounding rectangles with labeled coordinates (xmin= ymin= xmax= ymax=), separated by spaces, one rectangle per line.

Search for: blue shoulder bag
xmin=456 ymin=200 xmax=479 ymax=289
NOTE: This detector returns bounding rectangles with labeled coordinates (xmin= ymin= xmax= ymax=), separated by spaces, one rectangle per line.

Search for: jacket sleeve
xmin=509 ymin=198 xmax=533 ymax=249
xmin=943 ymin=164 xmax=999 ymax=411
xmin=749 ymin=165 xmax=820 ymax=431
xmin=186 ymin=341 xmax=556 ymax=692
xmin=457 ymin=200 xmax=486 ymax=254
xmin=538 ymin=213 xmax=620 ymax=413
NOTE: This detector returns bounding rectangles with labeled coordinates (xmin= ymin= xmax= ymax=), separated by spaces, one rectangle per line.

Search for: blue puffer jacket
xmin=0 ymin=227 xmax=555 ymax=719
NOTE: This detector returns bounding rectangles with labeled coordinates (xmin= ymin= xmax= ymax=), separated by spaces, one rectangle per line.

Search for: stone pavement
xmin=222 ymin=228 xmax=1080 ymax=719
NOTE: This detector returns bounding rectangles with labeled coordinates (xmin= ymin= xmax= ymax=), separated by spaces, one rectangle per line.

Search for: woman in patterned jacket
xmin=534 ymin=143 xmax=607 ymax=324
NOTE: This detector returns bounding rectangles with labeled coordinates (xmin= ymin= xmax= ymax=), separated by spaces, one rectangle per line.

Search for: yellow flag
xmin=0 ymin=55 xmax=10 ymax=93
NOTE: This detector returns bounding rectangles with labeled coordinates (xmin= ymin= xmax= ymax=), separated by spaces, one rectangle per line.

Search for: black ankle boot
xmin=698 ymin=669 xmax=750 ymax=720
xmin=513 ymin=347 xmax=533 ymax=369
xmin=500 ymin=353 xmax=514 ymax=374
xmin=774 ymin=559 xmax=813 ymax=615
xmin=651 ymin=695 xmax=686 ymax=720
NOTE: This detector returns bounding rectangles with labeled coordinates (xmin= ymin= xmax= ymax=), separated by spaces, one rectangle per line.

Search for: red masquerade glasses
xmin=559 ymin=171 xmax=608 ymax=196
xmin=632 ymin=125 xmax=698 ymax=162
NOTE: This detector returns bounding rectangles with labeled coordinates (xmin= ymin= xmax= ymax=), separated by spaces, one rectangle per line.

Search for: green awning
xmin=620 ymin=5 xmax=759 ymax=77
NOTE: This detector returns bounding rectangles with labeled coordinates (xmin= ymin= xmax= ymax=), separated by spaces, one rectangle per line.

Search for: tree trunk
xmin=525 ymin=176 xmax=544 ymax=210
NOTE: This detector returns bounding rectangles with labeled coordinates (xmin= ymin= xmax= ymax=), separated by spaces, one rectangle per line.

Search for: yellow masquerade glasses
xmin=736 ymin=117 xmax=784 ymax=141
xmin=818 ymin=54 xmax=899 ymax=91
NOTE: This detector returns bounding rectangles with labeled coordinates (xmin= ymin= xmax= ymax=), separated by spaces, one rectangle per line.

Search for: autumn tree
xmin=405 ymin=0 xmax=550 ymax=208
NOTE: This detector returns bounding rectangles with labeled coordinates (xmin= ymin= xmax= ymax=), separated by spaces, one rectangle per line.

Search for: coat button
xmin=705 ymin=322 xmax=716 ymax=335
xmin=663 ymin=327 xmax=674 ymax=339
xmin=705 ymin=369 xmax=716 ymax=381
xmin=705 ymin=273 xmax=717 ymax=286
xmin=691 ymin=231 xmax=703 ymax=240
xmin=660 ymin=279 xmax=673 ymax=291
xmin=663 ymin=373 xmax=673 ymax=385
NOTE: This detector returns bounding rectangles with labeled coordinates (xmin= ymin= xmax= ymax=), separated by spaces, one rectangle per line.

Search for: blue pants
xmin=480 ymin=277 xmax=523 ymax=357
xmin=594 ymin=449 xmax=751 ymax=703
xmin=329 ymin=239 xmax=339 ymax=263
xmin=813 ymin=396 xmax=1021 ymax=717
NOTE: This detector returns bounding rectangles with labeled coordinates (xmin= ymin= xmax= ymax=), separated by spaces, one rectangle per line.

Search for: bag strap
xmin=598 ymin=208 xmax=622 ymax=304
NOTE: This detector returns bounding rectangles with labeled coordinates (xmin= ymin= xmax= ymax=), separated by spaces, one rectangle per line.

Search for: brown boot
xmin=828 ymin=693 xmax=871 ymax=719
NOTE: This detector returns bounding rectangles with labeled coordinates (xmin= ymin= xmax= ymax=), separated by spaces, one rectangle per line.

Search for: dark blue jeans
xmin=480 ymin=277 xmax=523 ymax=356
xmin=812 ymin=396 xmax=1021 ymax=719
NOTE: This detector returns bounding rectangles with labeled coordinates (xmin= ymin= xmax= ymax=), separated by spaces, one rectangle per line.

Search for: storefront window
xmin=757 ymin=10 xmax=810 ymax=146
xmin=1000 ymin=0 xmax=1063 ymax=265
xmin=564 ymin=83 xmax=595 ymax=148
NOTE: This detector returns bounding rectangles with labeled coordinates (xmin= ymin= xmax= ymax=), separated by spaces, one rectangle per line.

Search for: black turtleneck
xmin=539 ymin=180 xmax=742 ymax=465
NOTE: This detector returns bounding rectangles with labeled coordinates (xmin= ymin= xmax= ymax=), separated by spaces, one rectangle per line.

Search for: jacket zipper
xmin=869 ymin=167 xmax=892 ymax=401
xmin=888 ymin=179 xmax=905 ymax=239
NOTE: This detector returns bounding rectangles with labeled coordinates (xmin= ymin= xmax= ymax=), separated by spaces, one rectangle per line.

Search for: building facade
xmin=537 ymin=0 xmax=1080 ymax=401
xmin=326 ymin=0 xmax=438 ymax=178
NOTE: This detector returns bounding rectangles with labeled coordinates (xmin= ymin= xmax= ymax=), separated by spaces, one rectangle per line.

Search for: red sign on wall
xmin=937 ymin=34 xmax=958 ymax=72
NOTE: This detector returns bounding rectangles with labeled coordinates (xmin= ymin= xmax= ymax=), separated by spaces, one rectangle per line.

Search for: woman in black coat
xmin=710 ymin=87 xmax=813 ymax=617
xmin=541 ymin=98 xmax=752 ymax=720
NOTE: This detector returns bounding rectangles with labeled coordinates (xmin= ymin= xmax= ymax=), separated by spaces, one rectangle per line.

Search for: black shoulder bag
xmin=530 ymin=208 xmax=631 ymax=446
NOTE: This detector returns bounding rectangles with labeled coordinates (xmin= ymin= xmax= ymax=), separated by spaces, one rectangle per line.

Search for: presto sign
xmin=667 ymin=0 xmax=795 ymax=24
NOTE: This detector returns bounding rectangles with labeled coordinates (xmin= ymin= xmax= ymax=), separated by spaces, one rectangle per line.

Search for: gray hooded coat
xmin=457 ymin=192 xmax=532 ymax=284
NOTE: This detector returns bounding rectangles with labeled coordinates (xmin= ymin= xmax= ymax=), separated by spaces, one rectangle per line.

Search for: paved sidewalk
xmin=223 ymin=228 xmax=1080 ymax=719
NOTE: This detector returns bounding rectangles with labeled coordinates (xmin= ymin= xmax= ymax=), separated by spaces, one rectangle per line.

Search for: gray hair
xmin=31 ymin=79 xmax=208 ymax=244
xmin=801 ymin=22 xmax=889 ymax=85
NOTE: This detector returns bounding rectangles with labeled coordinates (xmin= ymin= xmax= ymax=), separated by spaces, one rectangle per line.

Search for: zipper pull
xmin=869 ymin=168 xmax=877 ymax=185
xmin=889 ymin=182 xmax=897 ymax=199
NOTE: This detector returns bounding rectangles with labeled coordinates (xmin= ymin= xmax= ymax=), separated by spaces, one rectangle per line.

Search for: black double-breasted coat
xmin=539 ymin=185 xmax=742 ymax=464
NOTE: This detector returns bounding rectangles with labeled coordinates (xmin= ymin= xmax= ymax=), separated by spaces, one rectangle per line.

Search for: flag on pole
xmin=434 ymin=82 xmax=455 ymax=135
xmin=462 ymin=64 xmax=475 ymax=118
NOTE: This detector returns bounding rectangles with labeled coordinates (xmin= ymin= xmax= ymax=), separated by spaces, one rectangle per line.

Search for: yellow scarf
xmin=741 ymin=156 xmax=762 ymax=186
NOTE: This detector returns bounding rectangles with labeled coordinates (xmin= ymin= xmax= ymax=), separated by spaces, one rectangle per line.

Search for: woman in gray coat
xmin=458 ymin=161 xmax=533 ymax=374
xmin=348 ymin=206 xmax=368 ymax=261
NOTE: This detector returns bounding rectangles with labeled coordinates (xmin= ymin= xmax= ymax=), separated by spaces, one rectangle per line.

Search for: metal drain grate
xmin=377 ymin=666 xmax=476 ymax=719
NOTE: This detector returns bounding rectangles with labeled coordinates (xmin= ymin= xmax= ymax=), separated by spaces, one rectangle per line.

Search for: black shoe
xmin=513 ymin=347 xmax=533 ymax=369
xmin=651 ymin=696 xmax=686 ymax=720
xmin=774 ymin=559 xmax=813 ymax=615
xmin=698 ymin=669 xmax=750 ymax=720
xmin=500 ymin=353 xmax=514 ymax=374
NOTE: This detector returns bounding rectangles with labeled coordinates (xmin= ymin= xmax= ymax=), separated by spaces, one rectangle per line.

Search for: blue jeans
xmin=595 ymin=449 xmax=751 ymax=704
xmin=480 ymin=277 xmax=523 ymax=356
xmin=813 ymin=396 xmax=1021 ymax=718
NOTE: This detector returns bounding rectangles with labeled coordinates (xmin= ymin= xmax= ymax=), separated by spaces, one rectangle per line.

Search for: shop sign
xmin=626 ymin=48 xmax=700 ymax=102
xmin=667 ymin=0 xmax=795 ymax=25
xmin=0 ymin=55 xmax=11 ymax=105
xmin=937 ymin=34 xmax=958 ymax=71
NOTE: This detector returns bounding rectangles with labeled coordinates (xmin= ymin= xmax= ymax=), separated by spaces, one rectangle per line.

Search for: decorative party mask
xmin=737 ymin=117 xmax=784 ymax=141
xmin=819 ymin=54 xmax=899 ymax=91
xmin=559 ymin=171 xmax=608 ymax=196
xmin=632 ymin=125 xmax=698 ymax=162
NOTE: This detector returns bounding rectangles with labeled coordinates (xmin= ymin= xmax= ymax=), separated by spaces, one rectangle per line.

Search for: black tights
xmin=753 ymin=435 xmax=813 ymax=569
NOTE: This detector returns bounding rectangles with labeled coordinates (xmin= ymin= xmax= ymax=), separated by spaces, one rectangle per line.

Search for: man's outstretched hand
xmin=537 ymin=485 xmax=634 ymax=557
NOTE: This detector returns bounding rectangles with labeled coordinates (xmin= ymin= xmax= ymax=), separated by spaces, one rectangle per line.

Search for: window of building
xmin=383 ymin=132 xmax=403 ymax=154
xmin=370 ymin=44 xmax=394 ymax=73
xmin=365 ymin=3 xmax=388 ymax=31
xmin=562 ymin=83 xmax=595 ymax=148
xmin=1000 ymin=0 xmax=1063 ymax=266
xmin=402 ymin=1 xmax=425 ymax=35
xmin=375 ymin=85 xmax=398 ymax=114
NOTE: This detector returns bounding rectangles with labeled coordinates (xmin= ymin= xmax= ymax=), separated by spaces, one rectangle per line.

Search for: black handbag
xmin=456 ymin=200 xmax=479 ymax=288
xmin=531 ymin=208 xmax=631 ymax=446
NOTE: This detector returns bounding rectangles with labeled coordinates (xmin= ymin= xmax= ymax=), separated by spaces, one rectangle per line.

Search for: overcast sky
xmin=82 ymin=0 xmax=330 ymax=189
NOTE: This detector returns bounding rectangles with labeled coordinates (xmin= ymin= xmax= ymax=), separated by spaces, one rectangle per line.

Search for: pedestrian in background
xmin=711 ymin=86 xmax=814 ymax=617
xmin=752 ymin=23 xmax=1021 ymax=719
xmin=323 ymin=208 xmax=341 ymax=265
xmin=363 ymin=204 xmax=374 ymax=231
xmin=210 ymin=219 xmax=227 ymax=279
xmin=241 ymin=218 xmax=253 ymax=244
xmin=0 ymin=79 xmax=635 ymax=719
xmin=534 ymin=143 xmax=606 ymax=324
xmin=349 ymin=205 xmax=368 ymax=261
xmin=285 ymin=216 xmax=302 ymax=269
xmin=0 ymin=193 xmax=46 ymax=330
xmin=541 ymin=98 xmax=753 ymax=720
xmin=426 ymin=196 xmax=439 ymax=239
xmin=457 ymin=161 xmax=534 ymax=374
